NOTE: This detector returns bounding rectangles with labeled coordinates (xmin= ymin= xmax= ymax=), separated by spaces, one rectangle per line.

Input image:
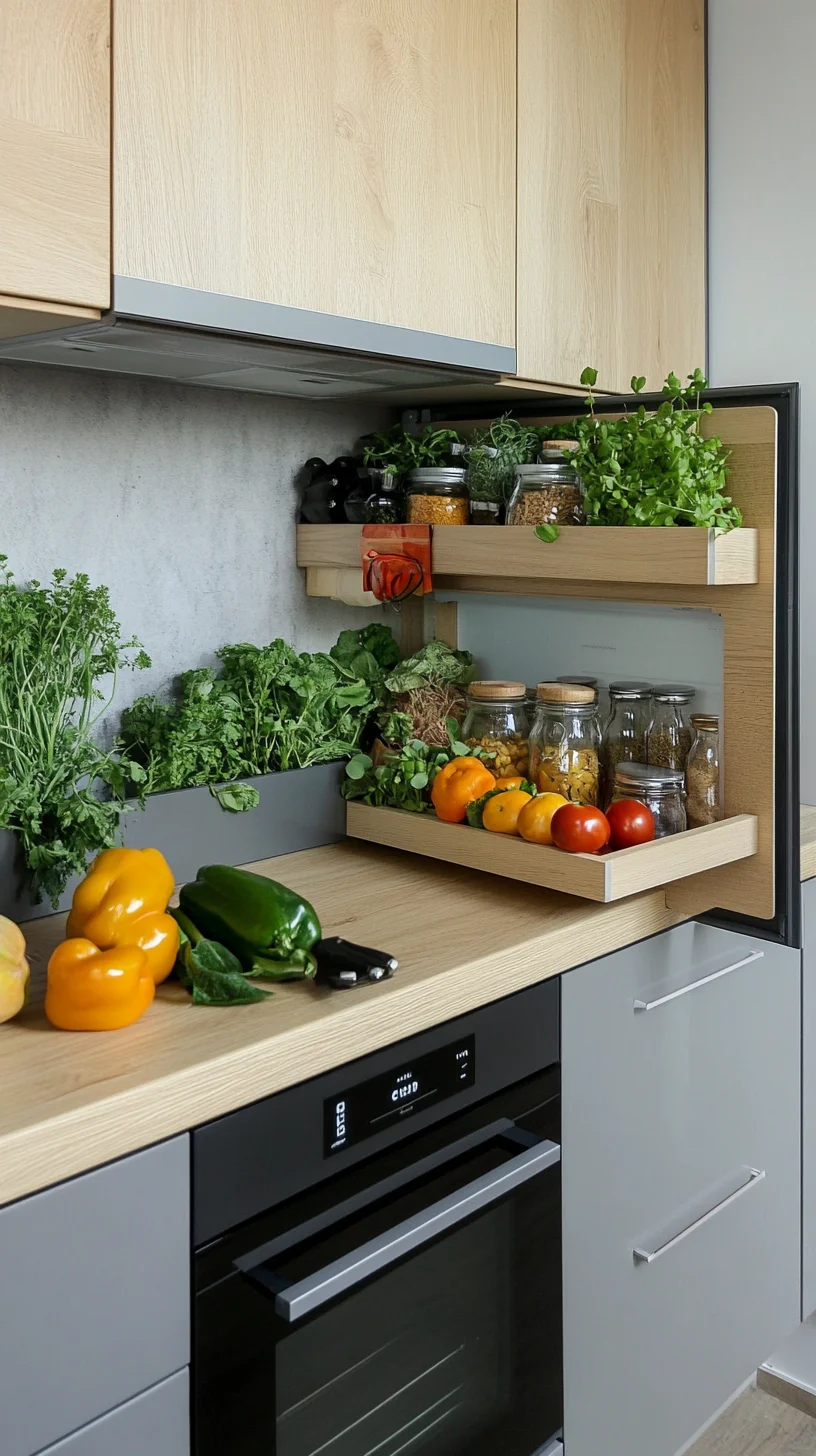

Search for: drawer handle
xmin=633 ymin=1166 xmax=765 ymax=1265
xmin=633 ymin=949 xmax=764 ymax=1013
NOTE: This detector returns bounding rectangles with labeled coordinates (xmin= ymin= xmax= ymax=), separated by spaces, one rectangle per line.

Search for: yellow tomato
xmin=517 ymin=792 xmax=569 ymax=845
xmin=482 ymin=789 xmax=533 ymax=835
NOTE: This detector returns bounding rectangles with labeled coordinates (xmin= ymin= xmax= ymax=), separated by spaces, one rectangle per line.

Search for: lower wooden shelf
xmin=346 ymin=803 xmax=759 ymax=904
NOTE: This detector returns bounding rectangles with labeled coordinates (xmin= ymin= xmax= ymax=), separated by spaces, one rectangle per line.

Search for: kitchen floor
xmin=688 ymin=1387 xmax=816 ymax=1454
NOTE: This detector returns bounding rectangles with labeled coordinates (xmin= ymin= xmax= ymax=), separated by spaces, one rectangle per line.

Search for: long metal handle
xmin=633 ymin=949 xmax=764 ymax=1012
xmin=254 ymin=1137 xmax=560 ymax=1323
xmin=633 ymin=1166 xmax=765 ymax=1265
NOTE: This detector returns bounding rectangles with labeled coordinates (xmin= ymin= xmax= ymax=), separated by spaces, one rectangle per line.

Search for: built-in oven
xmin=193 ymin=981 xmax=562 ymax=1456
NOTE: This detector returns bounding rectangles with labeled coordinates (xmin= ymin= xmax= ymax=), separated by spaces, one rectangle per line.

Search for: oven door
xmin=194 ymin=1114 xmax=562 ymax=1456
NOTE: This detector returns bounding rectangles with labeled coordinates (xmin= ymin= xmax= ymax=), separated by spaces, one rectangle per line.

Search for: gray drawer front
xmin=562 ymin=922 xmax=801 ymax=1456
xmin=37 ymin=1370 xmax=189 ymax=1455
xmin=0 ymin=1138 xmax=190 ymax=1456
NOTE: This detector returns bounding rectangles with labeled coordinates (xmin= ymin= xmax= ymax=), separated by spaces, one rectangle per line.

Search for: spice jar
xmin=407 ymin=468 xmax=469 ymax=525
xmin=505 ymin=446 xmax=585 ymax=527
xmin=462 ymin=681 xmax=530 ymax=778
xmin=602 ymin=682 xmax=652 ymax=800
xmin=686 ymin=714 xmax=722 ymax=827
xmin=611 ymin=762 xmax=687 ymax=838
xmin=529 ymin=683 xmax=601 ymax=805
xmin=647 ymin=685 xmax=696 ymax=771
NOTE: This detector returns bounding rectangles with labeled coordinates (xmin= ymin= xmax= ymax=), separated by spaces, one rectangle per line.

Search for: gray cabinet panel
xmin=803 ymin=878 xmax=816 ymax=1317
xmin=37 ymin=1371 xmax=189 ymax=1455
xmin=0 ymin=1137 xmax=190 ymax=1456
xmin=562 ymin=922 xmax=800 ymax=1456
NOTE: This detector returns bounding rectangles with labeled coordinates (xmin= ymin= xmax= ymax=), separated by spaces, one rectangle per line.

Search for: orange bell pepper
xmin=0 ymin=916 xmax=29 ymax=1024
xmin=431 ymin=756 xmax=496 ymax=823
xmin=67 ymin=847 xmax=178 ymax=985
xmin=45 ymin=939 xmax=155 ymax=1032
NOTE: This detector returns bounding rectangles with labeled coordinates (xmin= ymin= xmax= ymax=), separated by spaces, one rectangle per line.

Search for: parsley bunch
xmin=570 ymin=368 xmax=741 ymax=532
xmin=0 ymin=558 xmax=150 ymax=904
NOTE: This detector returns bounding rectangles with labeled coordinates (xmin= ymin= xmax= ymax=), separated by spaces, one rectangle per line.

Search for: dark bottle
xmin=299 ymin=457 xmax=348 ymax=524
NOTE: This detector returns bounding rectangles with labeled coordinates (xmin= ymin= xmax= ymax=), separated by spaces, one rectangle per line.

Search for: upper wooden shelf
xmin=297 ymin=524 xmax=759 ymax=590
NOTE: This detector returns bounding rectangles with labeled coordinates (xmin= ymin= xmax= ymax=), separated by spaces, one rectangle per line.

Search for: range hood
xmin=0 ymin=278 xmax=513 ymax=400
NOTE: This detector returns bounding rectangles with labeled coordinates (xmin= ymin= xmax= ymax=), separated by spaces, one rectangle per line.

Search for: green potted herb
xmin=466 ymin=415 xmax=551 ymax=523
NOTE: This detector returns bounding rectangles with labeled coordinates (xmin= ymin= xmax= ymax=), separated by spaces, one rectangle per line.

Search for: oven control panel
xmin=324 ymin=1034 xmax=476 ymax=1156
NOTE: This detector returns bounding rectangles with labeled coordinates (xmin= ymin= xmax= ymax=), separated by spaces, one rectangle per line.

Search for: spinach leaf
xmin=209 ymin=782 xmax=261 ymax=813
xmin=175 ymin=927 xmax=272 ymax=1006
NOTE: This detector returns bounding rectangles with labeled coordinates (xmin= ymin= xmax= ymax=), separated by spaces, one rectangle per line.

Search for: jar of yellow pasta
xmin=529 ymin=682 xmax=602 ymax=806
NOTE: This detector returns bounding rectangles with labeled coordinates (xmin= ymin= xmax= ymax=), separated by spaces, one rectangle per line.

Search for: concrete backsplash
xmin=0 ymin=361 xmax=389 ymax=725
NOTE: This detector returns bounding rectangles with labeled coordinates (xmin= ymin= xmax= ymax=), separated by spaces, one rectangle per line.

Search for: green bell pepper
xmin=177 ymin=864 xmax=322 ymax=979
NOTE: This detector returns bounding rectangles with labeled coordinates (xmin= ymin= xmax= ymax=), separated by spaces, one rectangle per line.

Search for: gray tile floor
xmin=688 ymin=1387 xmax=816 ymax=1454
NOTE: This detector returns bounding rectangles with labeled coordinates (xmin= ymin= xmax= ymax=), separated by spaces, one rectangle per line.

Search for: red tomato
xmin=551 ymin=804 xmax=610 ymax=854
xmin=606 ymin=799 xmax=655 ymax=851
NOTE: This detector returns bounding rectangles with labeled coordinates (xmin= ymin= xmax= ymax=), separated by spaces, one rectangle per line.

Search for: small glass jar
xmin=461 ymin=681 xmax=530 ymax=778
xmin=406 ymin=468 xmax=469 ymax=525
xmin=347 ymin=467 xmax=405 ymax=524
xmin=686 ymin=714 xmax=722 ymax=828
xmin=602 ymin=681 xmax=652 ymax=801
xmin=466 ymin=445 xmax=506 ymax=524
xmin=506 ymin=446 xmax=585 ymax=527
xmin=646 ymin=685 xmax=697 ymax=772
xmin=529 ymin=683 xmax=601 ymax=805
xmin=612 ymin=762 xmax=687 ymax=837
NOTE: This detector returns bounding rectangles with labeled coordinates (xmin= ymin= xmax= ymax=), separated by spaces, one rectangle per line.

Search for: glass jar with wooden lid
xmin=406 ymin=467 xmax=469 ymax=525
xmin=529 ymin=682 xmax=601 ymax=805
xmin=686 ymin=714 xmax=722 ymax=827
xmin=461 ymin=681 xmax=530 ymax=778
xmin=505 ymin=445 xmax=585 ymax=527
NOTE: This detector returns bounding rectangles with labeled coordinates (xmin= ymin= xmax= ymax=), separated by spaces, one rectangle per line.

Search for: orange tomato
xmin=517 ymin=792 xmax=568 ymax=845
xmin=494 ymin=776 xmax=527 ymax=791
xmin=482 ymin=789 xmax=533 ymax=835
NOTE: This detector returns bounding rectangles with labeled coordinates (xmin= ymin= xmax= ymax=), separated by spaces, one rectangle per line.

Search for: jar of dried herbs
xmin=601 ymin=681 xmax=652 ymax=802
xmin=529 ymin=683 xmax=601 ymax=805
xmin=462 ymin=681 xmax=530 ymax=777
xmin=686 ymin=714 xmax=722 ymax=827
xmin=646 ymin=685 xmax=697 ymax=772
xmin=407 ymin=468 xmax=469 ymax=525
xmin=505 ymin=446 xmax=585 ymax=527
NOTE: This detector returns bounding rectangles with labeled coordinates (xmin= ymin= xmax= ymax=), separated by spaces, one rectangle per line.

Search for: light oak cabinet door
xmin=114 ymin=0 xmax=516 ymax=351
xmin=0 ymin=0 xmax=110 ymax=320
xmin=517 ymin=0 xmax=706 ymax=392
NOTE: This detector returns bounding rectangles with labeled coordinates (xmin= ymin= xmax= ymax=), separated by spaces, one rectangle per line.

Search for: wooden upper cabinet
xmin=517 ymin=0 xmax=706 ymax=392
xmin=114 ymin=0 xmax=516 ymax=349
xmin=0 ymin=0 xmax=110 ymax=316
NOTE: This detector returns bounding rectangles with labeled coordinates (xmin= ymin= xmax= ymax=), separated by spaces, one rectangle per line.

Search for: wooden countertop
xmin=0 ymin=841 xmax=685 ymax=1209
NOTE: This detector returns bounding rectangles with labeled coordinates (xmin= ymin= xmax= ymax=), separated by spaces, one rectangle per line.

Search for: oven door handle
xmin=242 ymin=1134 xmax=560 ymax=1323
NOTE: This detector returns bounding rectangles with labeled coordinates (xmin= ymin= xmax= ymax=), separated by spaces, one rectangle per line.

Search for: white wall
xmin=0 ymin=362 xmax=387 ymax=727
xmin=708 ymin=0 xmax=814 ymax=798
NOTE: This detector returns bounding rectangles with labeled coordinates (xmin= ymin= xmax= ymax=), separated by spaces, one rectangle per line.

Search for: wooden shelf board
xmin=297 ymin=524 xmax=759 ymax=589
xmin=345 ymin=803 xmax=758 ymax=904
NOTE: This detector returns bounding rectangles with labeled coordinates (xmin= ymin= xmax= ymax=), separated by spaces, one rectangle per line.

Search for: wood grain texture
xmin=347 ymin=803 xmax=757 ymax=903
xmin=801 ymin=805 xmax=816 ymax=882
xmin=688 ymin=1386 xmax=816 ymax=1456
xmin=114 ymin=0 xmax=515 ymax=346
xmin=297 ymin=524 xmax=759 ymax=587
xmin=0 ymin=0 xmax=110 ymax=308
xmin=0 ymin=842 xmax=688 ymax=1208
xmin=0 ymin=295 xmax=100 ymax=339
xmin=516 ymin=0 xmax=706 ymax=390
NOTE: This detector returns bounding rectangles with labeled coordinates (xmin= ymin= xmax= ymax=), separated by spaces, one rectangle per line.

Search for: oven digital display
xmin=324 ymin=1035 xmax=476 ymax=1156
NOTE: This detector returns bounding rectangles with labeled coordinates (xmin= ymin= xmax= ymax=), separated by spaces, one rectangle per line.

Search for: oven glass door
xmin=195 ymin=1117 xmax=562 ymax=1456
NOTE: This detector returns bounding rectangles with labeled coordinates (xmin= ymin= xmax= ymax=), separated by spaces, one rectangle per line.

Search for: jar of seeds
xmin=462 ymin=681 xmax=530 ymax=778
xmin=646 ymin=685 xmax=697 ymax=772
xmin=686 ymin=714 xmax=722 ymax=827
xmin=529 ymin=683 xmax=601 ymax=805
xmin=602 ymin=681 xmax=652 ymax=802
xmin=505 ymin=445 xmax=585 ymax=527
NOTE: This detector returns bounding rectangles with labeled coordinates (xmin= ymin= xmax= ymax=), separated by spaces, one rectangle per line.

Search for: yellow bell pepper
xmin=45 ymin=939 xmax=155 ymax=1032
xmin=0 ymin=916 xmax=29 ymax=1024
xmin=67 ymin=847 xmax=178 ymax=986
